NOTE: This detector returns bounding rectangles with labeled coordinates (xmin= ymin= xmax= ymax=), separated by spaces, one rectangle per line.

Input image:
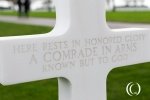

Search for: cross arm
xmin=0 ymin=34 xmax=69 ymax=85
xmin=109 ymin=28 xmax=150 ymax=70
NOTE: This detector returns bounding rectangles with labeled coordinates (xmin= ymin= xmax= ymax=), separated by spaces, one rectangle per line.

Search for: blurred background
xmin=0 ymin=0 xmax=150 ymax=11
xmin=0 ymin=0 xmax=55 ymax=11
xmin=0 ymin=0 xmax=150 ymax=100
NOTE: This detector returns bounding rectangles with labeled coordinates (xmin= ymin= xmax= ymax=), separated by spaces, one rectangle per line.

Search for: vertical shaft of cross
xmin=58 ymin=69 xmax=109 ymax=100
xmin=71 ymin=78 xmax=107 ymax=100
xmin=54 ymin=0 xmax=108 ymax=34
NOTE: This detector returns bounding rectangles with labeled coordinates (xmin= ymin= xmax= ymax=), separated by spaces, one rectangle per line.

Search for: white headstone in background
xmin=0 ymin=0 xmax=150 ymax=100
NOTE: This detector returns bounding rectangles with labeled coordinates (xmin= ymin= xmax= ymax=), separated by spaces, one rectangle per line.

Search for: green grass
xmin=108 ymin=63 xmax=150 ymax=100
xmin=0 ymin=79 xmax=58 ymax=100
xmin=0 ymin=22 xmax=150 ymax=100
xmin=0 ymin=22 xmax=52 ymax=36
xmin=107 ymin=11 xmax=150 ymax=23
xmin=0 ymin=11 xmax=56 ymax=19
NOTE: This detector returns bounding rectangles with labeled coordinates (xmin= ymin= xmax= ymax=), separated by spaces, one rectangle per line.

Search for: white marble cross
xmin=0 ymin=0 xmax=150 ymax=100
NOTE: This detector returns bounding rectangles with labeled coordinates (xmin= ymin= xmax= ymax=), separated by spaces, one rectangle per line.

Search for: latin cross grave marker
xmin=0 ymin=0 xmax=150 ymax=100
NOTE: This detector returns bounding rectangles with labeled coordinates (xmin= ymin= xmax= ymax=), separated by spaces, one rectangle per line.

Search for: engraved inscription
xmin=12 ymin=33 xmax=146 ymax=72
